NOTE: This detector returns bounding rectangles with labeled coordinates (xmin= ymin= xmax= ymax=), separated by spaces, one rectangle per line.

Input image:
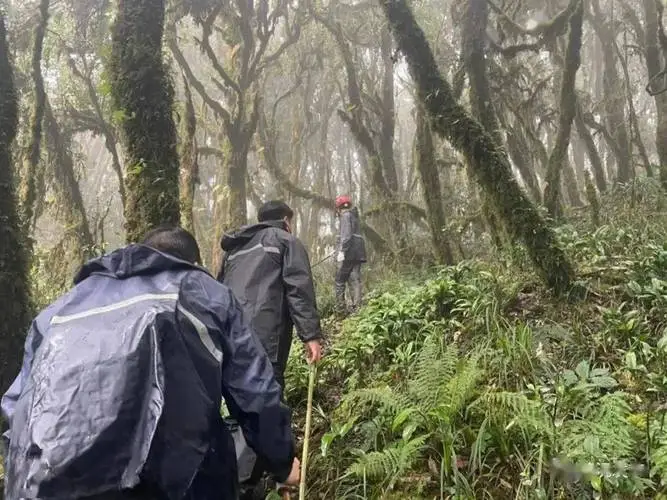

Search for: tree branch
xmin=258 ymin=110 xmax=388 ymax=251
xmin=486 ymin=0 xmax=579 ymax=57
xmin=167 ymin=27 xmax=232 ymax=128
xmin=197 ymin=7 xmax=242 ymax=96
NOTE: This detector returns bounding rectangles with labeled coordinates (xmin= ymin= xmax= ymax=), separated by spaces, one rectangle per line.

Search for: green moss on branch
xmin=379 ymin=0 xmax=575 ymax=295
xmin=0 ymin=13 xmax=32 ymax=393
xmin=109 ymin=0 xmax=180 ymax=242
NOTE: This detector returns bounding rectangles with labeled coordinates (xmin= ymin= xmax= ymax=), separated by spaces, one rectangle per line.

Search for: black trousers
xmin=80 ymin=484 xmax=161 ymax=500
xmin=239 ymin=374 xmax=288 ymax=500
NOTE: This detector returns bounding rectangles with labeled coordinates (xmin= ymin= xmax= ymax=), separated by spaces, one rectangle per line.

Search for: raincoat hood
xmin=221 ymin=220 xmax=288 ymax=253
xmin=217 ymin=219 xmax=322 ymax=373
xmin=74 ymin=244 xmax=199 ymax=284
xmin=3 ymin=241 xmax=294 ymax=499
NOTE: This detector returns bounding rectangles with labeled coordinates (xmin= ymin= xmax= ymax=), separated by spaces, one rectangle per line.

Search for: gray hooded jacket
xmin=217 ymin=221 xmax=322 ymax=378
xmin=337 ymin=207 xmax=367 ymax=262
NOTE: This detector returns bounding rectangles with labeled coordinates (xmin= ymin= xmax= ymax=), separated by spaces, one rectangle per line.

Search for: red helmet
xmin=335 ymin=195 xmax=352 ymax=209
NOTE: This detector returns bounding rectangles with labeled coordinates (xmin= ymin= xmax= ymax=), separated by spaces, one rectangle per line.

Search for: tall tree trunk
xmin=572 ymin=133 xmax=587 ymax=188
xmin=306 ymin=115 xmax=332 ymax=252
xmin=463 ymin=0 xmax=505 ymax=247
xmin=380 ymin=26 xmax=399 ymax=193
xmin=544 ymin=0 xmax=583 ymax=218
xmin=19 ymin=0 xmax=49 ymax=230
xmin=644 ymin=0 xmax=667 ymax=183
xmin=563 ymin=160 xmax=584 ymax=207
xmin=226 ymin=133 xmax=250 ymax=230
xmin=380 ymin=0 xmax=575 ymax=294
xmin=179 ymin=75 xmax=198 ymax=235
xmin=109 ymin=0 xmax=180 ymax=242
xmin=575 ymin=104 xmax=607 ymax=193
xmin=615 ymin=36 xmax=653 ymax=177
xmin=415 ymin=104 xmax=453 ymax=265
xmin=0 ymin=13 xmax=32 ymax=394
xmin=209 ymin=118 xmax=255 ymax=272
xmin=463 ymin=0 xmax=500 ymax=142
xmin=44 ymin=98 xmax=94 ymax=261
xmin=591 ymin=0 xmax=634 ymax=184
xmin=506 ymin=125 xmax=542 ymax=203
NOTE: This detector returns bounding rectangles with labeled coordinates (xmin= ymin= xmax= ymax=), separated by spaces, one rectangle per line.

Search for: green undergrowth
xmin=284 ymin=185 xmax=667 ymax=499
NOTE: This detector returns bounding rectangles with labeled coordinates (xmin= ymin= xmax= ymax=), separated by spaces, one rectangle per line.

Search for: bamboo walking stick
xmin=299 ymin=363 xmax=317 ymax=500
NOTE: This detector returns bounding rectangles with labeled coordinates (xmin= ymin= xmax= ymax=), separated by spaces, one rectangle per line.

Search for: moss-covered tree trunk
xmin=380 ymin=0 xmax=575 ymax=294
xmin=0 ymin=13 xmax=32 ymax=394
xmin=463 ymin=0 xmax=500 ymax=143
xmin=563 ymin=160 xmax=583 ymax=208
xmin=109 ymin=0 xmax=180 ymax=242
xmin=225 ymin=130 xmax=251 ymax=231
xmin=590 ymin=0 xmax=634 ymax=185
xmin=380 ymin=26 xmax=399 ymax=193
xmin=506 ymin=126 xmax=542 ymax=203
xmin=19 ymin=0 xmax=49 ymax=230
xmin=584 ymin=170 xmax=601 ymax=227
xmin=543 ymin=0 xmax=583 ymax=218
xmin=575 ymin=104 xmax=607 ymax=193
xmin=616 ymin=37 xmax=653 ymax=178
xmin=643 ymin=0 xmax=667 ymax=184
xmin=179 ymin=75 xmax=198 ymax=235
xmin=463 ymin=0 xmax=505 ymax=249
xmin=44 ymin=98 xmax=94 ymax=261
xmin=415 ymin=104 xmax=453 ymax=265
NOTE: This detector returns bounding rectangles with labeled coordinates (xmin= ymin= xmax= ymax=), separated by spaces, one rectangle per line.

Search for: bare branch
xmin=197 ymin=146 xmax=225 ymax=159
xmin=487 ymin=0 xmax=579 ymax=57
xmin=167 ymin=28 xmax=232 ymax=128
xmin=197 ymin=7 xmax=242 ymax=95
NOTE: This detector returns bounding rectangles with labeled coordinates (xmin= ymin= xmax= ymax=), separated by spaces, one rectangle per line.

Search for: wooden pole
xmin=299 ymin=364 xmax=317 ymax=500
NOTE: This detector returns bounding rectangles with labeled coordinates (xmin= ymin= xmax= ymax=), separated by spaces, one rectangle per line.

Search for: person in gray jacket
xmin=218 ymin=200 xmax=322 ymax=499
xmin=217 ymin=201 xmax=323 ymax=385
xmin=335 ymin=195 xmax=367 ymax=314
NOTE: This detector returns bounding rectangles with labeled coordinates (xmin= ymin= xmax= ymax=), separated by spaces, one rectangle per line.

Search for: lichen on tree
xmin=44 ymin=97 xmax=95 ymax=262
xmin=0 ymin=12 xmax=32 ymax=394
xmin=543 ymin=0 xmax=583 ymax=219
xmin=415 ymin=104 xmax=454 ymax=265
xmin=643 ymin=0 xmax=667 ymax=186
xmin=19 ymin=0 xmax=49 ymax=232
xmin=109 ymin=0 xmax=180 ymax=242
xmin=179 ymin=74 xmax=199 ymax=236
xmin=379 ymin=0 xmax=575 ymax=295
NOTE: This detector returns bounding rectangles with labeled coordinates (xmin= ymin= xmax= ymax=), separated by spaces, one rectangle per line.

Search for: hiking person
xmin=1 ymin=225 xmax=299 ymax=500
xmin=217 ymin=200 xmax=323 ymax=387
xmin=334 ymin=195 xmax=367 ymax=314
xmin=217 ymin=200 xmax=322 ymax=499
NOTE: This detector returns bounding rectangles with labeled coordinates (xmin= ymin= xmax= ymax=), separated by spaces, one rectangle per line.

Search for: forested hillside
xmin=1 ymin=0 xmax=667 ymax=498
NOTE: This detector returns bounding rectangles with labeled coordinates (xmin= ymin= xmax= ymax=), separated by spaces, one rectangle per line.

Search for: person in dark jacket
xmin=218 ymin=201 xmax=322 ymax=500
xmin=1 ymin=225 xmax=299 ymax=500
xmin=334 ymin=195 xmax=367 ymax=314
xmin=217 ymin=200 xmax=323 ymax=387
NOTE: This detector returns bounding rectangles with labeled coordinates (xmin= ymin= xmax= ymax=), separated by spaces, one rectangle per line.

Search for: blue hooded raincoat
xmin=1 ymin=244 xmax=294 ymax=500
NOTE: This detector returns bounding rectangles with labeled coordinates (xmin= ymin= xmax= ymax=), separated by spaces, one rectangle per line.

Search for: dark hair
xmin=257 ymin=200 xmax=294 ymax=222
xmin=141 ymin=224 xmax=202 ymax=264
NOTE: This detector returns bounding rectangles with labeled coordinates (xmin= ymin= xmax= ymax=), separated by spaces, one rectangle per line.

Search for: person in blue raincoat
xmin=1 ymin=225 xmax=299 ymax=500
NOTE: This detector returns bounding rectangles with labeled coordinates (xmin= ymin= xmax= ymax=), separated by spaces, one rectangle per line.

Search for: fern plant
xmin=335 ymin=334 xmax=483 ymax=495
xmin=473 ymin=361 xmax=643 ymax=497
